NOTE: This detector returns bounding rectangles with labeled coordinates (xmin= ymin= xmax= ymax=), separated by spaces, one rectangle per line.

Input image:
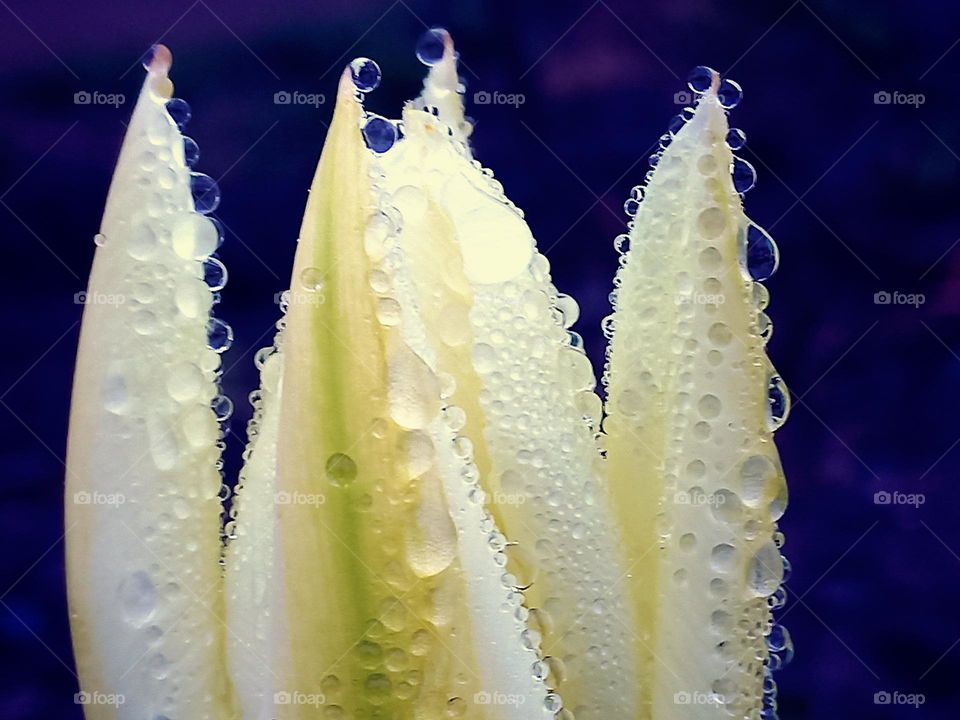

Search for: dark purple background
xmin=1 ymin=1 xmax=957 ymax=718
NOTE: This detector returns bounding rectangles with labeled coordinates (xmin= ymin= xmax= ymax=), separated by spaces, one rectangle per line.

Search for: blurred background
xmin=0 ymin=0 xmax=957 ymax=717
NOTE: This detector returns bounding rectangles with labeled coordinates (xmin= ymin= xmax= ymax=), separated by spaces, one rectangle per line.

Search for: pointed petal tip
xmin=144 ymin=44 xmax=172 ymax=76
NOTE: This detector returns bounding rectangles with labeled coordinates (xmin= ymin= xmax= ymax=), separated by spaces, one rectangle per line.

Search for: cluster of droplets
xmin=600 ymin=65 xmax=793 ymax=718
xmin=88 ymin=45 xmax=233 ymax=718
xmin=469 ymin=259 xmax=635 ymax=718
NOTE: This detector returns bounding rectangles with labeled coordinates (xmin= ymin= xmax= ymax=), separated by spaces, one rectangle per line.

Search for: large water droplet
xmin=165 ymin=97 xmax=191 ymax=129
xmin=687 ymin=65 xmax=716 ymax=93
xmin=739 ymin=455 xmax=778 ymax=507
xmin=718 ymin=78 xmax=743 ymax=109
xmin=743 ymin=223 xmax=780 ymax=281
xmin=416 ymin=28 xmax=447 ymax=66
xmin=362 ymin=115 xmax=398 ymax=153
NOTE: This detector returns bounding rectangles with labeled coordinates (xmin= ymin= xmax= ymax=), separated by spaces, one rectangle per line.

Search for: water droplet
xmin=667 ymin=114 xmax=687 ymax=135
xmin=182 ymin=136 xmax=200 ymax=167
xmin=165 ymin=97 xmax=191 ymax=129
xmin=748 ymin=540 xmax=784 ymax=597
xmin=300 ymin=267 xmax=324 ymax=292
xmin=119 ymin=571 xmax=156 ymax=627
xmin=614 ymin=233 xmax=631 ymax=254
xmin=687 ymin=65 xmax=716 ymax=93
xmin=207 ymin=317 xmax=233 ymax=353
xmin=768 ymin=375 xmax=790 ymax=429
xmin=767 ymin=623 xmax=792 ymax=653
xmin=212 ymin=393 xmax=233 ymax=422
xmin=93 ymin=233 xmax=107 ymax=247
xmin=732 ymin=156 xmax=757 ymax=193
xmin=416 ymin=28 xmax=447 ymax=66
xmin=544 ymin=694 xmax=563 ymax=713
xmin=350 ymin=57 xmax=381 ymax=92
xmin=167 ymin=362 xmax=203 ymax=402
xmin=718 ymin=78 xmax=743 ymax=109
xmin=326 ymin=453 xmax=358 ymax=486
xmin=739 ymin=455 xmax=778 ymax=507
xmin=743 ymin=223 xmax=779 ymax=281
xmin=710 ymin=543 xmax=737 ymax=572
xmin=726 ymin=128 xmax=746 ymax=150
xmin=172 ymin=212 xmax=221 ymax=259
xmin=203 ymin=256 xmax=228 ymax=291
xmin=624 ymin=198 xmax=641 ymax=216
xmin=190 ymin=172 xmax=221 ymax=214
xmin=362 ymin=115 xmax=398 ymax=153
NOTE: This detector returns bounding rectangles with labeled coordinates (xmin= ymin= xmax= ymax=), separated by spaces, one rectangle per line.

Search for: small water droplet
xmin=203 ymin=256 xmax=228 ymax=290
xmin=182 ymin=136 xmax=200 ymax=167
xmin=732 ymin=156 xmax=757 ymax=193
xmin=768 ymin=375 xmax=790 ymax=429
xmin=165 ymin=97 xmax=191 ymax=129
xmin=93 ymin=233 xmax=107 ymax=247
xmin=687 ymin=65 xmax=716 ymax=93
xmin=350 ymin=57 xmax=381 ymax=93
xmin=362 ymin=115 xmax=398 ymax=153
xmin=212 ymin=393 xmax=234 ymax=422
xmin=300 ymin=266 xmax=325 ymax=292
xmin=416 ymin=28 xmax=447 ymax=66
xmin=326 ymin=453 xmax=358 ymax=486
xmin=726 ymin=127 xmax=746 ymax=150
xmin=718 ymin=78 xmax=743 ymax=109
xmin=743 ymin=223 xmax=779 ymax=281
xmin=190 ymin=173 xmax=221 ymax=214
xmin=207 ymin=317 xmax=233 ymax=353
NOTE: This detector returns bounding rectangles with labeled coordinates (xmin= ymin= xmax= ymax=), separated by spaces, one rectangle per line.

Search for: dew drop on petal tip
xmin=744 ymin=223 xmax=779 ymax=281
xmin=415 ymin=27 xmax=447 ymax=66
xmin=687 ymin=65 xmax=717 ymax=93
xmin=718 ymin=78 xmax=743 ymax=109
xmin=349 ymin=57 xmax=381 ymax=93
